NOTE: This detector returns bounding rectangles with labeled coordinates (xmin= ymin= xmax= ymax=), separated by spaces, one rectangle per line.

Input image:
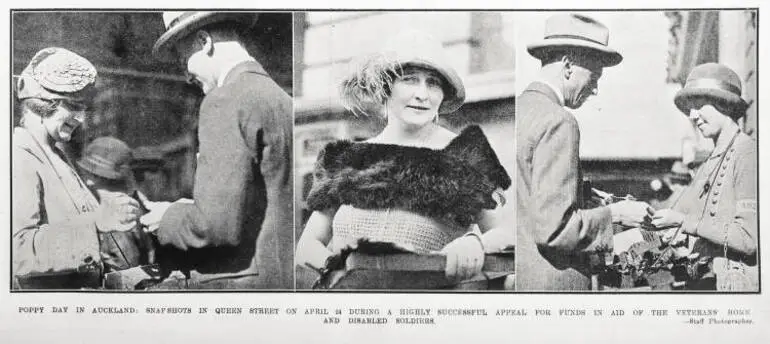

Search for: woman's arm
xmin=295 ymin=208 xmax=337 ymax=272
xmin=476 ymin=208 xmax=516 ymax=253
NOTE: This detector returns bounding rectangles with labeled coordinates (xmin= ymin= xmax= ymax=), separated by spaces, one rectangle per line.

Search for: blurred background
xmin=514 ymin=10 xmax=757 ymax=208
xmin=12 ymin=11 xmax=293 ymax=202
xmin=292 ymin=12 xmax=518 ymax=287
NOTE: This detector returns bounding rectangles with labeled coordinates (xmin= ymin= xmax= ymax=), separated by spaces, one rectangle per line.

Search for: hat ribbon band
xmin=83 ymin=155 xmax=123 ymax=172
xmin=167 ymin=12 xmax=198 ymax=30
xmin=685 ymin=78 xmax=742 ymax=97
xmin=544 ymin=34 xmax=606 ymax=46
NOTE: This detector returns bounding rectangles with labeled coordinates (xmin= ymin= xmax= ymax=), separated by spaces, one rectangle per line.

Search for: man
xmin=515 ymin=14 xmax=650 ymax=291
xmin=142 ymin=12 xmax=293 ymax=289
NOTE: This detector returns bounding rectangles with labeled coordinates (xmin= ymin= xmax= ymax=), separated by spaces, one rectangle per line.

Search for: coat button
xmin=717 ymin=180 xmax=723 ymax=186
xmin=710 ymin=210 xmax=717 ymax=216
xmin=713 ymin=189 xmax=720 ymax=196
xmin=712 ymin=198 xmax=718 ymax=204
xmin=722 ymin=163 xmax=728 ymax=170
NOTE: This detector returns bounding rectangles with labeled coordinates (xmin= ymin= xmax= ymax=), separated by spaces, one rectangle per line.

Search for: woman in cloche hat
xmin=295 ymin=30 xmax=512 ymax=289
xmin=12 ymin=48 xmax=142 ymax=289
xmin=77 ymin=137 xmax=157 ymax=274
xmin=649 ymin=63 xmax=757 ymax=291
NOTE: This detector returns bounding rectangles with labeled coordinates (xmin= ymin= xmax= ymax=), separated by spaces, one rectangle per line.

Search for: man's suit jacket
xmin=515 ymin=82 xmax=613 ymax=291
xmin=156 ymin=61 xmax=293 ymax=289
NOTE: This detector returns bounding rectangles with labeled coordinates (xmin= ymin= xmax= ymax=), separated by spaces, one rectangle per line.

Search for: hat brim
xmin=674 ymin=87 xmax=748 ymax=115
xmin=152 ymin=13 xmax=258 ymax=60
xmin=527 ymin=38 xmax=622 ymax=67
xmin=77 ymin=159 xmax=124 ymax=180
xmin=402 ymin=59 xmax=466 ymax=114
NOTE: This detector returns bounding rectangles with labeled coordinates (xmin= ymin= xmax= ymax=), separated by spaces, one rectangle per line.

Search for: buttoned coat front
xmin=673 ymin=130 xmax=758 ymax=290
xmin=155 ymin=61 xmax=293 ymax=289
xmin=515 ymin=82 xmax=614 ymax=291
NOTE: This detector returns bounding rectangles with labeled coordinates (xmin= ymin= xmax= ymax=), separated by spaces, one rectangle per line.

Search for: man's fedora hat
xmin=674 ymin=63 xmax=748 ymax=117
xmin=152 ymin=11 xmax=258 ymax=59
xmin=77 ymin=137 xmax=134 ymax=180
xmin=527 ymin=14 xmax=623 ymax=67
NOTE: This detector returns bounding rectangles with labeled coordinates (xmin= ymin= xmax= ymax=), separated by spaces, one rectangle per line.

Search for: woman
xmin=77 ymin=136 xmax=156 ymax=273
xmin=295 ymin=31 xmax=512 ymax=288
xmin=651 ymin=63 xmax=757 ymax=291
xmin=13 ymin=47 xmax=141 ymax=289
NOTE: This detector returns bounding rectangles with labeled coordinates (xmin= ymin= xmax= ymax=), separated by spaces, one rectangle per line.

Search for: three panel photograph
xmin=9 ymin=9 xmax=758 ymax=293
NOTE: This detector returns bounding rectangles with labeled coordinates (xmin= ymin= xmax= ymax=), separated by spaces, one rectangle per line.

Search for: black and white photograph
xmin=10 ymin=11 xmax=295 ymax=290
xmin=514 ymin=10 xmax=758 ymax=292
xmin=293 ymin=12 xmax=516 ymax=290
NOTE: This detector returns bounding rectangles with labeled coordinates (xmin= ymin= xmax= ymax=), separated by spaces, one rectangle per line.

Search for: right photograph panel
xmin=514 ymin=10 xmax=758 ymax=292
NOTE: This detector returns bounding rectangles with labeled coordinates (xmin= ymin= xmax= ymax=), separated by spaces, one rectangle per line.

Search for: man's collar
xmin=524 ymin=81 xmax=564 ymax=107
xmin=217 ymin=57 xmax=265 ymax=87
xmin=536 ymin=78 xmax=565 ymax=106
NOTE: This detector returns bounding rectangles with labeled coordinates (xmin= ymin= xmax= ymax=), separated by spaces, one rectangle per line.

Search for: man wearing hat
xmin=515 ymin=14 xmax=650 ymax=290
xmin=141 ymin=12 xmax=293 ymax=289
xmin=13 ymin=48 xmax=142 ymax=289
xmin=77 ymin=137 xmax=156 ymax=274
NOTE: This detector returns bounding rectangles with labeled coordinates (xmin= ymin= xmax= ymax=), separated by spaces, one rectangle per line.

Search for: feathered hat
xmin=339 ymin=29 xmax=465 ymax=116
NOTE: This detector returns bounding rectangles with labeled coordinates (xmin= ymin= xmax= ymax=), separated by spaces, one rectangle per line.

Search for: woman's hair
xmin=690 ymin=95 xmax=746 ymax=120
xmin=20 ymin=98 xmax=60 ymax=118
xmin=340 ymin=59 xmax=449 ymax=117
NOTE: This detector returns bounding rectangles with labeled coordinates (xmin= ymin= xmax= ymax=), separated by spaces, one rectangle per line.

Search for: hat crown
xmin=80 ymin=137 xmax=133 ymax=179
xmin=18 ymin=47 xmax=96 ymax=98
xmin=544 ymin=14 xmax=610 ymax=46
xmin=684 ymin=63 xmax=742 ymax=96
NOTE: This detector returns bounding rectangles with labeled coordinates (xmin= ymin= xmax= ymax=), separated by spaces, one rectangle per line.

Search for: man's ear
xmin=561 ymin=55 xmax=573 ymax=79
xmin=195 ymin=30 xmax=214 ymax=56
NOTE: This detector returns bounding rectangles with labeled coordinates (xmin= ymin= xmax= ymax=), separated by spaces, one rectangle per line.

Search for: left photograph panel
xmin=10 ymin=11 xmax=295 ymax=291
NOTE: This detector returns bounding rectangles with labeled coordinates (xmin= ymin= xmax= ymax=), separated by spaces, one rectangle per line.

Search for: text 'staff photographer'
xmin=514 ymin=11 xmax=758 ymax=292
xmin=11 ymin=11 xmax=295 ymax=290
xmin=293 ymin=12 xmax=516 ymax=291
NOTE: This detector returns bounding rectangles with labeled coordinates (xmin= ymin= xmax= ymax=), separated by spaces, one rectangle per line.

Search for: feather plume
xmin=339 ymin=52 xmax=404 ymax=117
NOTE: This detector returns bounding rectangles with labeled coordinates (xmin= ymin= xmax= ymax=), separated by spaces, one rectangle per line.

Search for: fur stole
xmin=306 ymin=125 xmax=511 ymax=227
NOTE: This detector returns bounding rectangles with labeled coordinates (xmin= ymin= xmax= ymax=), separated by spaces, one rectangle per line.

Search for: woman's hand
xmin=441 ymin=234 xmax=484 ymax=282
xmin=650 ymin=209 xmax=685 ymax=230
xmin=95 ymin=193 xmax=142 ymax=233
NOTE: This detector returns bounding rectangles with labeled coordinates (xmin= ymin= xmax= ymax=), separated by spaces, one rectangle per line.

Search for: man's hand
xmin=607 ymin=200 xmax=652 ymax=228
xmin=139 ymin=200 xmax=173 ymax=233
xmin=441 ymin=234 xmax=484 ymax=282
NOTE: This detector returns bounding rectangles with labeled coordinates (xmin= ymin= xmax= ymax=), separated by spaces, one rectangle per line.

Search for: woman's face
xmin=43 ymin=99 xmax=87 ymax=142
xmin=687 ymin=102 xmax=729 ymax=139
xmin=384 ymin=66 xmax=445 ymax=127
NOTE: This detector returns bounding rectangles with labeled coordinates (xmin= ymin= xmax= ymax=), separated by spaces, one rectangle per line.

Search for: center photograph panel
xmin=292 ymin=11 xmax=517 ymax=291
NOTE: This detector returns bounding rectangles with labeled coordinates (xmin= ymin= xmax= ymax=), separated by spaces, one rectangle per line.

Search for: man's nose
xmin=184 ymin=72 xmax=196 ymax=85
xmin=688 ymin=109 xmax=700 ymax=121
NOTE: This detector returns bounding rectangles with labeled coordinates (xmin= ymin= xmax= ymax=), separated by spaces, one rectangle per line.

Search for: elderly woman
xmin=13 ymin=47 xmax=141 ymax=289
xmin=295 ymin=31 xmax=512 ymax=287
xmin=651 ymin=63 xmax=757 ymax=291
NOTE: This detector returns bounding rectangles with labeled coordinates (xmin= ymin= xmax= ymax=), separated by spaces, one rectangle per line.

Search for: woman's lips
xmin=406 ymin=105 xmax=430 ymax=110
